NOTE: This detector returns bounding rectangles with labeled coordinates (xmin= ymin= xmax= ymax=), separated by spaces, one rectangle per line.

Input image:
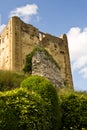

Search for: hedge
xmin=60 ymin=93 xmax=87 ymax=130
xmin=0 ymin=87 xmax=49 ymax=130
xmin=20 ymin=75 xmax=61 ymax=130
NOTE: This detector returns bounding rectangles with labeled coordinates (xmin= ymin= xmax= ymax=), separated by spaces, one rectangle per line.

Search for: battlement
xmin=0 ymin=16 xmax=73 ymax=88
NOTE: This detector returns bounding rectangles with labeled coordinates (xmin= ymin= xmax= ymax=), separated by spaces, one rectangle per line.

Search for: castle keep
xmin=0 ymin=16 xmax=73 ymax=88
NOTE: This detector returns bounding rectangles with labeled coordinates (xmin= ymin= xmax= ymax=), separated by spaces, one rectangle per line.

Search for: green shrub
xmin=61 ymin=93 xmax=87 ymax=130
xmin=23 ymin=51 xmax=33 ymax=73
xmin=23 ymin=47 xmax=41 ymax=73
xmin=21 ymin=76 xmax=61 ymax=130
xmin=0 ymin=71 xmax=26 ymax=91
xmin=0 ymin=87 xmax=48 ymax=130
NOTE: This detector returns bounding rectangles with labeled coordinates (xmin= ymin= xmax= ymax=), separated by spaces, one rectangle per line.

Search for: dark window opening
xmin=60 ymin=51 xmax=64 ymax=54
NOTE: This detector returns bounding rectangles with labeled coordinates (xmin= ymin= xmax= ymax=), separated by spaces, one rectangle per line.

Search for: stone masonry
xmin=0 ymin=16 xmax=73 ymax=88
xmin=32 ymin=49 xmax=64 ymax=89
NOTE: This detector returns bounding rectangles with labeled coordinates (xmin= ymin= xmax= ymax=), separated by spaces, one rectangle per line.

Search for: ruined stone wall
xmin=8 ymin=16 xmax=40 ymax=71
xmin=40 ymin=33 xmax=73 ymax=88
xmin=61 ymin=34 xmax=73 ymax=87
xmin=32 ymin=49 xmax=64 ymax=89
xmin=0 ymin=19 xmax=12 ymax=70
xmin=20 ymin=19 xmax=39 ymax=69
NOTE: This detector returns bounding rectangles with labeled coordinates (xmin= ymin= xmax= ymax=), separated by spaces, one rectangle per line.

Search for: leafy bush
xmin=0 ymin=71 xmax=26 ymax=91
xmin=21 ymin=75 xmax=61 ymax=130
xmin=23 ymin=47 xmax=41 ymax=73
xmin=60 ymin=93 xmax=87 ymax=130
xmin=0 ymin=87 xmax=48 ymax=130
xmin=23 ymin=50 xmax=34 ymax=73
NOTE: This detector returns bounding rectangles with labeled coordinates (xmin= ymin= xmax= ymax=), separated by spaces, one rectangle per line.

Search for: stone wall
xmin=11 ymin=17 xmax=40 ymax=71
xmin=32 ymin=49 xmax=64 ymax=89
xmin=20 ymin=20 xmax=39 ymax=69
xmin=0 ymin=19 xmax=12 ymax=70
xmin=40 ymin=34 xmax=73 ymax=87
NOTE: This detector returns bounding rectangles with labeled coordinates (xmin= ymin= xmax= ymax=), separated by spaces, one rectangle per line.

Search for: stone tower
xmin=0 ymin=16 xmax=73 ymax=88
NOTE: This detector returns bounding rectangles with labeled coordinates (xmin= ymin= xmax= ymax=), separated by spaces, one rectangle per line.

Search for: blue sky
xmin=0 ymin=0 xmax=87 ymax=91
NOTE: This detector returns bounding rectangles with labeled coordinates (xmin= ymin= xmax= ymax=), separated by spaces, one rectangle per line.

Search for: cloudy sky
xmin=0 ymin=0 xmax=87 ymax=91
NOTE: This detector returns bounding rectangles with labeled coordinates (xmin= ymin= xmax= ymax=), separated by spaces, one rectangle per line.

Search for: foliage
xmin=23 ymin=50 xmax=34 ymax=73
xmin=23 ymin=46 xmax=60 ymax=73
xmin=0 ymin=87 xmax=49 ymax=130
xmin=21 ymin=75 xmax=61 ymax=130
xmin=23 ymin=47 xmax=42 ymax=73
xmin=60 ymin=92 xmax=87 ymax=130
xmin=0 ymin=70 xmax=26 ymax=91
xmin=58 ymin=87 xmax=74 ymax=101
xmin=0 ymin=70 xmax=87 ymax=130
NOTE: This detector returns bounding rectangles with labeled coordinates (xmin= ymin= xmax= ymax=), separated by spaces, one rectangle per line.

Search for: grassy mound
xmin=0 ymin=70 xmax=26 ymax=91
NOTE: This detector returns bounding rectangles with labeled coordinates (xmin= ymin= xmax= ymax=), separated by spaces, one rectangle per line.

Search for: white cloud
xmin=67 ymin=27 xmax=87 ymax=79
xmin=0 ymin=24 xmax=6 ymax=34
xmin=79 ymin=67 xmax=87 ymax=79
xmin=9 ymin=4 xmax=39 ymax=23
xmin=72 ymin=56 xmax=87 ymax=70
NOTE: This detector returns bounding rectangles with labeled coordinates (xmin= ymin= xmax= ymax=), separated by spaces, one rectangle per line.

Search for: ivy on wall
xmin=23 ymin=46 xmax=60 ymax=73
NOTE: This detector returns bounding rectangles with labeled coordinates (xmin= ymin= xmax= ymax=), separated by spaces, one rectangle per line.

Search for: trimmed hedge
xmin=20 ymin=76 xmax=61 ymax=130
xmin=0 ymin=71 xmax=26 ymax=91
xmin=0 ymin=87 xmax=48 ymax=130
xmin=60 ymin=93 xmax=87 ymax=130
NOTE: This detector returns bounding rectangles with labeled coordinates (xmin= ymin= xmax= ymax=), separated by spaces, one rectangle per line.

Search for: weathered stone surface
xmin=32 ymin=50 xmax=64 ymax=89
